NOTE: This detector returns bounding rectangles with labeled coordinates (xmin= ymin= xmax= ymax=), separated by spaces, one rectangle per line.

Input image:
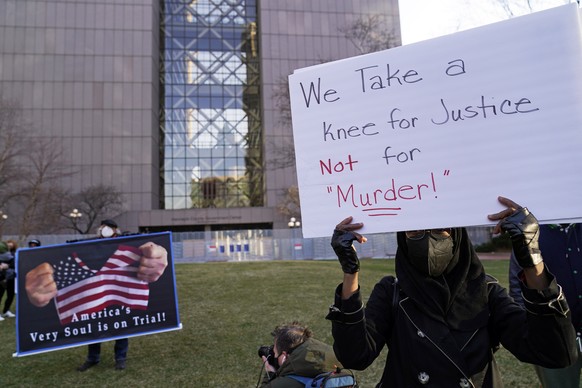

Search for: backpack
xmin=286 ymin=367 xmax=357 ymax=387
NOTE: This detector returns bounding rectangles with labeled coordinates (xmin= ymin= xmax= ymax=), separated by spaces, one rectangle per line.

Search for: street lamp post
xmin=0 ymin=211 xmax=7 ymax=239
xmin=288 ymin=217 xmax=301 ymax=260
xmin=69 ymin=208 xmax=83 ymax=234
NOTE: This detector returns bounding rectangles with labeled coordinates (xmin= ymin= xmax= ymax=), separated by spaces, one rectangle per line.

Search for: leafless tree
xmin=463 ymin=0 xmax=571 ymax=23
xmin=269 ymin=13 xmax=400 ymax=174
xmin=266 ymin=77 xmax=297 ymax=170
xmin=15 ymin=137 xmax=73 ymax=238
xmin=270 ymin=14 xmax=400 ymax=217
xmin=64 ymin=184 xmax=125 ymax=235
xmin=492 ymin=0 xmax=573 ymax=17
xmin=493 ymin=0 xmax=527 ymax=16
xmin=0 ymin=97 xmax=122 ymax=240
xmin=339 ymin=14 xmax=399 ymax=55
xmin=0 ymin=96 xmax=28 ymax=208
xmin=0 ymin=96 xmax=127 ymax=238
xmin=0 ymin=97 xmax=73 ymax=239
xmin=273 ymin=76 xmax=293 ymax=128
xmin=276 ymin=185 xmax=301 ymax=219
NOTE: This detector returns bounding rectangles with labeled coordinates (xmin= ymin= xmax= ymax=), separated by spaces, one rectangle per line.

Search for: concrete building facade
xmin=0 ymin=0 xmax=400 ymax=234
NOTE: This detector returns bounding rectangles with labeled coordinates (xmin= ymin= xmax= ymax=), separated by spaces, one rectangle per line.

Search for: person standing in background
xmin=509 ymin=223 xmax=582 ymax=388
xmin=77 ymin=219 xmax=130 ymax=371
xmin=0 ymin=240 xmax=16 ymax=320
xmin=28 ymin=239 xmax=41 ymax=248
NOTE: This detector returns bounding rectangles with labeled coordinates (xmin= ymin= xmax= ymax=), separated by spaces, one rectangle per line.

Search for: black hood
xmin=395 ymin=227 xmax=488 ymax=330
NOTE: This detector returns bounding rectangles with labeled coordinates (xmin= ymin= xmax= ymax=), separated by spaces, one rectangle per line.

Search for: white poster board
xmin=289 ymin=4 xmax=582 ymax=238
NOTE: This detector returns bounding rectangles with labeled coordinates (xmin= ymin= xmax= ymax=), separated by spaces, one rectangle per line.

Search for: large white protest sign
xmin=290 ymin=4 xmax=582 ymax=238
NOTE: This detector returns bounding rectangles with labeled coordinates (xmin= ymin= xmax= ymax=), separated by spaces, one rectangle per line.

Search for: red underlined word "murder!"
xmin=328 ymin=171 xmax=450 ymax=209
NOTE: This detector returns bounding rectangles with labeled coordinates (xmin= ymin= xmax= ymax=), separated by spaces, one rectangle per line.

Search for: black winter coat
xmin=327 ymin=274 xmax=577 ymax=388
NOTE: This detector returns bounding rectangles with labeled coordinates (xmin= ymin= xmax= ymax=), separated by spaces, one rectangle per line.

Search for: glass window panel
xmin=161 ymin=0 xmax=263 ymax=209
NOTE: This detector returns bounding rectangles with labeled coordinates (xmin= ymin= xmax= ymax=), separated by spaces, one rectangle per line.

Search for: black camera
xmin=258 ymin=345 xmax=278 ymax=368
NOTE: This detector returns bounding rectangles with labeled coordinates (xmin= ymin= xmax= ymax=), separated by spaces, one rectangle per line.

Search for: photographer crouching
xmin=256 ymin=321 xmax=342 ymax=387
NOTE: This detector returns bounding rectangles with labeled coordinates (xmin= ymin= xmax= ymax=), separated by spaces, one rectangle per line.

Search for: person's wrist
xmin=523 ymin=263 xmax=545 ymax=276
xmin=341 ymin=273 xmax=359 ymax=300
xmin=514 ymin=244 xmax=542 ymax=267
xmin=340 ymin=257 xmax=359 ymax=273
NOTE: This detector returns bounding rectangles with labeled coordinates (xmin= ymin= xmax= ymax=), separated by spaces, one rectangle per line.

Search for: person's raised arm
xmin=331 ymin=216 xmax=367 ymax=299
xmin=488 ymin=196 xmax=548 ymax=290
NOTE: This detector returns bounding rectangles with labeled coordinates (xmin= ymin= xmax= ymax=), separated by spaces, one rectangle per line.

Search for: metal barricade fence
xmin=6 ymin=227 xmax=493 ymax=263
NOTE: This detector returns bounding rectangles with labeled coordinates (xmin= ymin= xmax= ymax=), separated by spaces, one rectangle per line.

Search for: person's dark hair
xmin=271 ymin=321 xmax=313 ymax=354
xmin=28 ymin=239 xmax=41 ymax=247
xmin=6 ymin=239 xmax=18 ymax=253
xmin=100 ymin=219 xmax=118 ymax=228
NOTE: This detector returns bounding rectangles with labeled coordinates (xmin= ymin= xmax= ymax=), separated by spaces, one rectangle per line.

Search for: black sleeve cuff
xmin=520 ymin=270 xmax=570 ymax=316
xmin=325 ymin=283 xmax=365 ymax=324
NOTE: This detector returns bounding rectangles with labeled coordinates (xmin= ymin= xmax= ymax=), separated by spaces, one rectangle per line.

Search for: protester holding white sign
xmin=326 ymin=196 xmax=577 ymax=387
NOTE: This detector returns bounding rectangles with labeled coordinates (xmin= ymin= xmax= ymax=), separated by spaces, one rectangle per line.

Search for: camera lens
xmin=258 ymin=345 xmax=278 ymax=368
xmin=258 ymin=345 xmax=273 ymax=358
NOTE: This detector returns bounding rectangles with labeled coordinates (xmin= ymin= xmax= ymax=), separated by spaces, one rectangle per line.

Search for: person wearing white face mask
xmin=97 ymin=219 xmax=121 ymax=239
xmin=78 ymin=219 xmax=127 ymax=371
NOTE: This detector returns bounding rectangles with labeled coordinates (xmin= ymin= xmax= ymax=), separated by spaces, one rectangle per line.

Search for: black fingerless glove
xmin=331 ymin=229 xmax=360 ymax=274
xmin=501 ymin=207 xmax=542 ymax=268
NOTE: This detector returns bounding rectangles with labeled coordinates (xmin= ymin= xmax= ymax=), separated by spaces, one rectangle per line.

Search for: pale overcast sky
xmin=398 ymin=0 xmax=575 ymax=44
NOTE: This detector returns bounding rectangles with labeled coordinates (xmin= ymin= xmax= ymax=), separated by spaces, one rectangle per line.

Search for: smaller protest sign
xmin=14 ymin=232 xmax=180 ymax=357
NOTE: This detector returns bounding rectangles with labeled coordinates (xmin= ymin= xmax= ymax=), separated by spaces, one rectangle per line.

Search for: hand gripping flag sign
xmin=53 ymin=245 xmax=150 ymax=325
xmin=15 ymin=232 xmax=181 ymax=357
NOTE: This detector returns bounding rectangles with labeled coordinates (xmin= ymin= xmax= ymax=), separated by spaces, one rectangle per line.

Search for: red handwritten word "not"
xmin=320 ymin=154 xmax=359 ymax=175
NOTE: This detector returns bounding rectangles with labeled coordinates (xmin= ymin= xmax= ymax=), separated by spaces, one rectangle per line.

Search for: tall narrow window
xmin=160 ymin=0 xmax=262 ymax=209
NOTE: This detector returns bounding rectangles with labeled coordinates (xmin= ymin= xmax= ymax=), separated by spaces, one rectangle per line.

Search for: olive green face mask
xmin=406 ymin=235 xmax=456 ymax=277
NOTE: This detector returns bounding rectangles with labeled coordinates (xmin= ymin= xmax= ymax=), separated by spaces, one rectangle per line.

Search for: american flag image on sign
xmin=53 ymin=245 xmax=149 ymax=324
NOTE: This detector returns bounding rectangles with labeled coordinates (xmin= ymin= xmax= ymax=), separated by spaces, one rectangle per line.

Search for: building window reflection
xmin=161 ymin=0 xmax=262 ymax=209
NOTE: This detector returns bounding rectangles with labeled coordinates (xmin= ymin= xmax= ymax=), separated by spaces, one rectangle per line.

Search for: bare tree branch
xmin=268 ymin=14 xmax=400 ymax=218
xmin=64 ymin=185 xmax=125 ymax=235
xmin=16 ymin=137 xmax=74 ymax=238
xmin=268 ymin=14 xmax=400 ymax=176
xmin=476 ymin=0 xmax=570 ymax=21
xmin=273 ymin=77 xmax=293 ymax=128
xmin=0 ymin=96 xmax=29 ymax=208
xmin=276 ymin=185 xmax=301 ymax=219
xmin=339 ymin=14 xmax=399 ymax=55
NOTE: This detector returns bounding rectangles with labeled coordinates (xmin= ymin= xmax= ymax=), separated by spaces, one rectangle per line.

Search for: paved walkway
xmin=478 ymin=251 xmax=511 ymax=260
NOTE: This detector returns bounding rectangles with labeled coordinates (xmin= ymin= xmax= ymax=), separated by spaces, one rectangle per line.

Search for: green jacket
xmin=261 ymin=338 xmax=341 ymax=387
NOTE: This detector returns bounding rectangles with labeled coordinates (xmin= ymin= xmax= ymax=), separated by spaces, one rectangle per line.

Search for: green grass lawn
xmin=0 ymin=259 xmax=540 ymax=387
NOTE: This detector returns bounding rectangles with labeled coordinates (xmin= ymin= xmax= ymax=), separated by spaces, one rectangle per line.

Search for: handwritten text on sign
xmin=289 ymin=4 xmax=582 ymax=238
